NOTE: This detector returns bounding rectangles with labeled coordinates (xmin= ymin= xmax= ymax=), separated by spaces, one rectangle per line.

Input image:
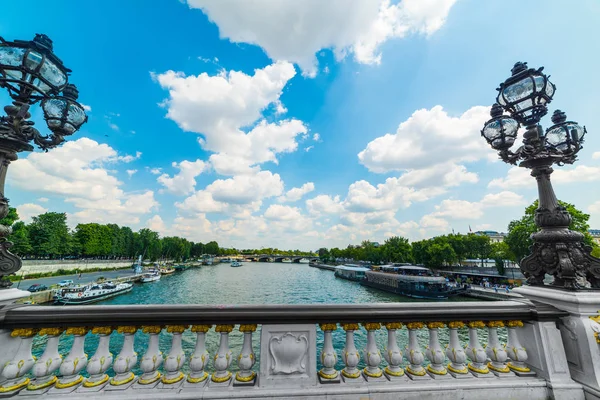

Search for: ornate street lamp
xmin=481 ymin=62 xmax=599 ymax=289
xmin=0 ymin=34 xmax=87 ymax=288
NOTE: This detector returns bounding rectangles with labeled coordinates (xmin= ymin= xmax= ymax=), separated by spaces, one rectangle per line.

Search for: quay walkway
xmin=1 ymin=286 xmax=600 ymax=399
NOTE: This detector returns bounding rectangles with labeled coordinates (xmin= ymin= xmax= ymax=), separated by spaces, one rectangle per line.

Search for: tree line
xmin=1 ymin=210 xmax=316 ymax=261
xmin=318 ymin=200 xmax=600 ymax=271
xmin=3 ymin=210 xmax=219 ymax=261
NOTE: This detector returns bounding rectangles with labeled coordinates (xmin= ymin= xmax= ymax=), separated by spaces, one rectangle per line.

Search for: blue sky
xmin=2 ymin=0 xmax=600 ymax=250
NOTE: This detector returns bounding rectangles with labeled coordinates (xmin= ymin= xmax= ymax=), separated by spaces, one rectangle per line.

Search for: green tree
xmin=0 ymin=207 xmax=19 ymax=226
xmin=506 ymin=200 xmax=596 ymax=264
xmin=204 ymin=241 xmax=219 ymax=256
xmin=9 ymin=221 xmax=32 ymax=256
xmin=426 ymin=242 xmax=456 ymax=269
xmin=382 ymin=236 xmax=413 ymax=263
xmin=28 ymin=212 xmax=71 ymax=258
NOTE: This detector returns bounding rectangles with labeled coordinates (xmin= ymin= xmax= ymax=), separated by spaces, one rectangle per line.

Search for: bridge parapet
xmin=0 ymin=294 xmax=592 ymax=399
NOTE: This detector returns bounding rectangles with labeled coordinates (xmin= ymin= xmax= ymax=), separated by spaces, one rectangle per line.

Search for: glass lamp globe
xmin=545 ymin=110 xmax=585 ymax=155
xmin=42 ymin=84 xmax=87 ymax=136
xmin=481 ymin=103 xmax=519 ymax=150
xmin=0 ymin=34 xmax=70 ymax=103
xmin=496 ymin=62 xmax=555 ymax=127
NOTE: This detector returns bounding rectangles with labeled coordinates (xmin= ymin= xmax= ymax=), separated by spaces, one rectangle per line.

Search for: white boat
xmin=231 ymin=261 xmax=243 ymax=267
xmin=281 ymin=258 xmax=292 ymax=263
xmin=141 ymin=269 xmax=161 ymax=283
xmin=298 ymin=258 xmax=310 ymax=264
xmin=54 ymin=282 xmax=133 ymax=305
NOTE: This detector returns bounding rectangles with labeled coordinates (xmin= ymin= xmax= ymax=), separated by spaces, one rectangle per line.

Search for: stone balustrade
xmin=0 ymin=300 xmax=591 ymax=399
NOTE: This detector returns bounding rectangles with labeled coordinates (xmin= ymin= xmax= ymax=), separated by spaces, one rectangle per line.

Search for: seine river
xmin=33 ymin=262 xmax=481 ymax=374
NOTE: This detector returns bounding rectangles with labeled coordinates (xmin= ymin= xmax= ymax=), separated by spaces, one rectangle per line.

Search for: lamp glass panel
xmin=503 ymin=76 xmax=534 ymax=104
xmin=533 ymin=75 xmax=546 ymax=92
xmin=545 ymin=80 xmax=555 ymax=97
xmin=514 ymin=98 xmax=533 ymax=112
xmin=43 ymin=98 xmax=66 ymax=118
xmin=5 ymin=69 xmax=22 ymax=80
xmin=40 ymin=60 xmax=67 ymax=88
xmin=63 ymin=122 xmax=76 ymax=134
xmin=545 ymin=127 xmax=568 ymax=151
xmin=566 ymin=123 xmax=585 ymax=144
xmin=67 ymin=103 xmax=86 ymax=126
xmin=24 ymin=51 xmax=43 ymax=72
xmin=0 ymin=47 xmax=25 ymax=67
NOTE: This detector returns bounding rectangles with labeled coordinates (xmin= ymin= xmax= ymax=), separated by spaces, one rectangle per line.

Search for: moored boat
xmin=54 ymin=282 xmax=133 ymax=305
xmin=281 ymin=258 xmax=292 ymax=263
xmin=160 ymin=267 xmax=175 ymax=275
xmin=298 ymin=258 xmax=310 ymax=264
xmin=231 ymin=261 xmax=243 ymax=267
xmin=334 ymin=264 xmax=370 ymax=282
xmin=360 ymin=265 xmax=465 ymax=300
xmin=141 ymin=269 xmax=161 ymax=283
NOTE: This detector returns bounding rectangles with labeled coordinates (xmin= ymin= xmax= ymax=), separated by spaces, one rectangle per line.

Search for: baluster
xmin=162 ymin=325 xmax=189 ymax=385
xmin=83 ymin=327 xmax=113 ymax=389
xmin=27 ymin=328 xmax=63 ymax=392
xmin=211 ymin=325 xmax=234 ymax=385
xmin=445 ymin=321 xmax=469 ymax=378
xmin=362 ymin=322 xmax=384 ymax=381
xmin=109 ymin=326 xmax=137 ymax=388
xmin=0 ymin=328 xmax=38 ymax=394
xmin=426 ymin=322 xmax=449 ymax=378
xmin=486 ymin=321 xmax=512 ymax=377
xmin=137 ymin=326 xmax=163 ymax=386
xmin=383 ymin=322 xmax=405 ymax=379
xmin=465 ymin=321 xmax=491 ymax=378
xmin=506 ymin=320 xmax=533 ymax=376
xmin=341 ymin=323 xmax=361 ymax=381
xmin=318 ymin=323 xmax=339 ymax=383
xmin=187 ymin=325 xmax=211 ymax=385
xmin=404 ymin=322 xmax=427 ymax=379
xmin=235 ymin=324 xmax=258 ymax=386
xmin=54 ymin=327 xmax=88 ymax=391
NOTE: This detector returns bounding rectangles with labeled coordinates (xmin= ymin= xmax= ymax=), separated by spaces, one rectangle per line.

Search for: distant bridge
xmin=242 ymin=255 xmax=319 ymax=263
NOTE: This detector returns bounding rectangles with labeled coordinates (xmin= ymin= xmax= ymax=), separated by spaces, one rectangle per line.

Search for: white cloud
xmin=358 ymin=105 xmax=493 ymax=173
xmin=37 ymin=197 xmax=49 ymax=203
xmin=489 ymin=165 xmax=600 ymax=189
xmin=148 ymin=167 xmax=162 ymax=175
xmin=176 ymin=170 xmax=283 ymax=217
xmin=16 ymin=203 xmax=48 ymax=223
xmin=186 ymin=0 xmax=456 ymax=76
xmin=278 ymin=182 xmax=315 ymax=203
xmin=9 ymin=137 xmax=158 ymax=226
xmin=126 ymin=169 xmax=137 ymax=178
xmin=155 ymin=61 xmax=307 ymax=175
xmin=146 ymin=215 xmax=167 ymax=234
xmin=81 ymin=104 xmax=92 ymax=112
xmin=305 ymin=146 xmax=314 ymax=152
xmin=118 ymin=151 xmax=142 ymax=163
xmin=109 ymin=123 xmax=119 ymax=131
xmin=313 ymin=133 xmax=321 ymax=142
xmin=593 ymin=152 xmax=600 ymax=160
xmin=306 ymin=195 xmax=344 ymax=216
xmin=264 ymin=204 xmax=302 ymax=221
xmin=395 ymin=162 xmax=478 ymax=189
xmin=590 ymin=201 xmax=600 ymax=215
xmin=157 ymin=159 xmax=208 ymax=196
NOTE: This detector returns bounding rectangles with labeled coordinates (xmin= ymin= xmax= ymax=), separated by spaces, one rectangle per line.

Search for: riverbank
xmin=19 ymin=259 xmax=134 ymax=276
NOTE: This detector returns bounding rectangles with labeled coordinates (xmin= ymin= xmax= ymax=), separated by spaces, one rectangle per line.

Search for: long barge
xmin=360 ymin=265 xmax=465 ymax=300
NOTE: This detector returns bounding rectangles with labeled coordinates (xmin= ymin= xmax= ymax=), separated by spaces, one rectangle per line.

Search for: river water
xmin=33 ymin=262 xmax=485 ymax=374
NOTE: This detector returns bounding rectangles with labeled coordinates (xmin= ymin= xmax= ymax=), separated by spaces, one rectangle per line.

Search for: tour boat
xmin=159 ymin=266 xmax=175 ymax=275
xmin=53 ymin=282 xmax=133 ymax=305
xmin=360 ymin=265 xmax=465 ymax=300
xmin=281 ymin=258 xmax=292 ymax=263
xmin=141 ymin=269 xmax=161 ymax=283
xmin=231 ymin=261 xmax=243 ymax=267
xmin=334 ymin=264 xmax=370 ymax=282
xmin=298 ymin=258 xmax=310 ymax=264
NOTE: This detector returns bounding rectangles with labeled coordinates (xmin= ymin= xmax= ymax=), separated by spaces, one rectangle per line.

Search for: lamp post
xmin=481 ymin=61 xmax=600 ymax=289
xmin=0 ymin=34 xmax=87 ymax=288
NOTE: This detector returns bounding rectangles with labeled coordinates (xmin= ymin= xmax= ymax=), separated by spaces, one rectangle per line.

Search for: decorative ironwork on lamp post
xmin=0 ymin=34 xmax=87 ymax=288
xmin=481 ymin=61 xmax=600 ymax=289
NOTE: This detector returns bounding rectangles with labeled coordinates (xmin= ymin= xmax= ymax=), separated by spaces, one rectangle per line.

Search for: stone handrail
xmin=0 ymin=301 xmax=584 ymax=399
